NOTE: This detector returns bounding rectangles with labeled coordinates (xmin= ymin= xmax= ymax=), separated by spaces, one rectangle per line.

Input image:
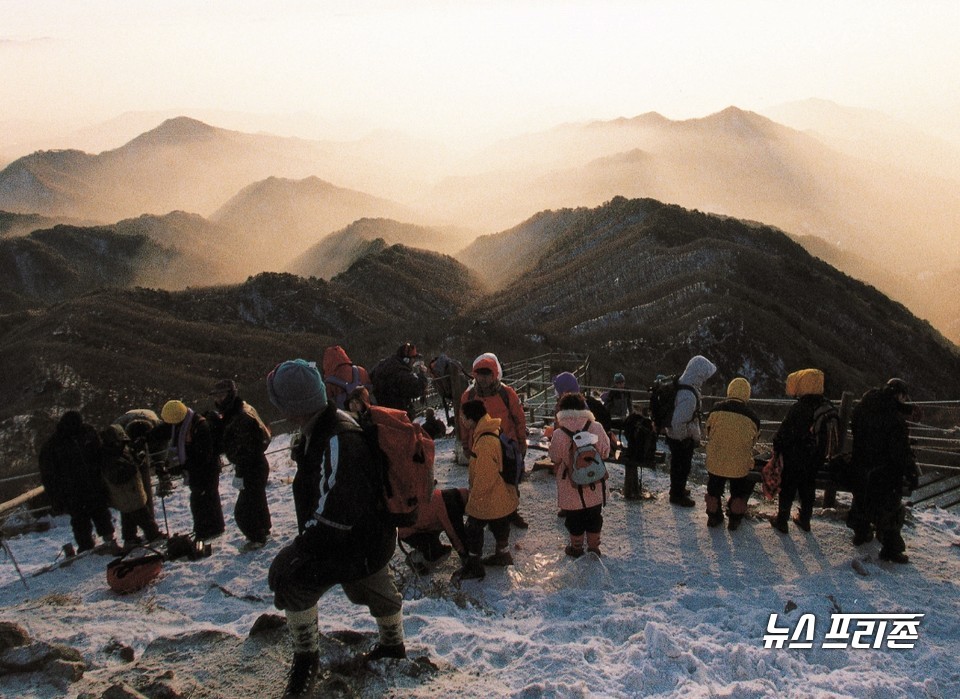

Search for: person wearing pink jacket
xmin=549 ymin=393 xmax=611 ymax=558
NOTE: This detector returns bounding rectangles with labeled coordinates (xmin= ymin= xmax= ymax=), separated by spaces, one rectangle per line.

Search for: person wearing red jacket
xmin=459 ymin=352 xmax=529 ymax=528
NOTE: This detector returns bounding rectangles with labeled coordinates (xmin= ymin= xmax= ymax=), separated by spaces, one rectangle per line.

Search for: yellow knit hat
xmin=161 ymin=399 xmax=189 ymax=424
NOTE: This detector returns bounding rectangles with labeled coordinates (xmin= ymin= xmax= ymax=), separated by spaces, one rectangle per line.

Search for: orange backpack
xmin=358 ymin=406 xmax=435 ymax=527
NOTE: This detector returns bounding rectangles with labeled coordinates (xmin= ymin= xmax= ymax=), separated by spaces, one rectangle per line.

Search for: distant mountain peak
xmin=125 ymin=117 xmax=221 ymax=148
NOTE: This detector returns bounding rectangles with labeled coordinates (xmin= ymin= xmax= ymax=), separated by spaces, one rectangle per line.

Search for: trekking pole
xmin=160 ymin=495 xmax=169 ymax=536
xmin=0 ymin=536 xmax=28 ymax=589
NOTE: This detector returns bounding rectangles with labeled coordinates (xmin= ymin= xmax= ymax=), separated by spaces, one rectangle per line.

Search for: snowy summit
xmin=1 ymin=431 xmax=958 ymax=698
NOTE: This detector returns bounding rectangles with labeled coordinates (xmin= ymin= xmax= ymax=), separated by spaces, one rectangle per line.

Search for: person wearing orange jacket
xmin=459 ymin=352 xmax=529 ymax=528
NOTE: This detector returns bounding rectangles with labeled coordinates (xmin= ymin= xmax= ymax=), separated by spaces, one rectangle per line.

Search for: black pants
xmin=706 ymin=474 xmax=754 ymax=514
xmin=70 ymin=505 xmax=115 ymax=551
xmin=778 ymin=460 xmax=816 ymax=521
xmin=235 ymin=475 xmax=272 ymax=543
xmin=564 ymin=505 xmax=603 ymax=536
xmin=190 ymin=478 xmax=225 ymax=541
xmin=666 ymin=437 xmax=696 ymax=498
xmin=464 ymin=515 xmax=511 ymax=556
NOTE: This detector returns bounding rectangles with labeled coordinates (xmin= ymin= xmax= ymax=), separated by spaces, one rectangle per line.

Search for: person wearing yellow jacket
xmin=456 ymin=399 xmax=520 ymax=581
xmin=704 ymin=378 xmax=761 ymax=530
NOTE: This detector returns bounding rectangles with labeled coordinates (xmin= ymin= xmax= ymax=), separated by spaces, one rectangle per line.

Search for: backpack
xmin=622 ymin=413 xmax=658 ymax=464
xmin=480 ymin=431 xmax=525 ymax=486
xmin=241 ymin=403 xmax=272 ymax=451
xmin=809 ymin=400 xmax=840 ymax=460
xmin=560 ymin=423 xmax=608 ymax=486
xmin=429 ymin=354 xmax=469 ymax=401
xmin=649 ymin=375 xmax=697 ymax=433
xmin=357 ymin=406 xmax=435 ymax=527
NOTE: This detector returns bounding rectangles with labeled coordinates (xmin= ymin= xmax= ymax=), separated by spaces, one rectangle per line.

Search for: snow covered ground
xmin=1 ymin=430 xmax=959 ymax=698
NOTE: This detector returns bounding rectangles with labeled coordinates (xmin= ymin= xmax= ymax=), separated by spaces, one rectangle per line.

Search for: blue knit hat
xmin=267 ymin=359 xmax=327 ymax=416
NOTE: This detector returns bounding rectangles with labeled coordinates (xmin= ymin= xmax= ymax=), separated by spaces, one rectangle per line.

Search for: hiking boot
xmin=101 ymin=539 xmax=123 ymax=555
xmin=879 ymin=550 xmax=910 ymax=564
xmin=283 ymin=651 xmax=320 ymax=697
xmin=363 ymin=643 xmax=406 ymax=662
xmin=792 ymin=515 xmax=811 ymax=533
xmin=770 ymin=516 xmax=789 ymax=534
xmin=587 ymin=547 xmax=602 ymax=557
xmin=669 ymin=495 xmax=696 ymax=508
xmin=455 ymin=555 xmax=485 ymax=581
xmin=707 ymin=512 xmax=724 ymax=528
xmin=482 ymin=550 xmax=514 ymax=566
xmin=510 ymin=512 xmax=529 ymax=529
xmin=557 ymin=509 xmax=568 ymax=517
xmin=727 ymin=515 xmax=743 ymax=532
xmin=242 ymin=539 xmax=267 ymax=552
xmin=565 ymin=545 xmax=584 ymax=559
xmin=852 ymin=531 xmax=874 ymax=546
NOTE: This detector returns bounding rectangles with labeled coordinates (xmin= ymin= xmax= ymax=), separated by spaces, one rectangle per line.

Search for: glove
xmin=268 ymin=539 xmax=317 ymax=592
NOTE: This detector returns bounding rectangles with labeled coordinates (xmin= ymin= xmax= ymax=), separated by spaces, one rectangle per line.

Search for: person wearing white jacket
xmin=664 ymin=355 xmax=717 ymax=506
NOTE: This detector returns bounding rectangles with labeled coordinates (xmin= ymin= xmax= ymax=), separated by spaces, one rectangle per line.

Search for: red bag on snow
xmin=106 ymin=546 xmax=164 ymax=594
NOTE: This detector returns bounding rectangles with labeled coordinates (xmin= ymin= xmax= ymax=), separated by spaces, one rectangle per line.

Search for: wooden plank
xmin=0 ymin=486 xmax=45 ymax=516
xmin=909 ymin=474 xmax=960 ymax=507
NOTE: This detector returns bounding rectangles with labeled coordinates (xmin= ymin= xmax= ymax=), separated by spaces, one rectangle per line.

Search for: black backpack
xmin=648 ymin=375 xmax=696 ymax=433
xmin=622 ymin=413 xmax=658 ymax=464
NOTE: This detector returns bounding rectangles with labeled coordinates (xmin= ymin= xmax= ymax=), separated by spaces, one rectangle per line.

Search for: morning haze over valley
xmin=2 ymin=1 xmax=960 ymax=477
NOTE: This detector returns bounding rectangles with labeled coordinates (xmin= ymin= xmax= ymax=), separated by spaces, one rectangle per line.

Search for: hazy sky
xmin=2 ymin=0 xmax=959 ymax=145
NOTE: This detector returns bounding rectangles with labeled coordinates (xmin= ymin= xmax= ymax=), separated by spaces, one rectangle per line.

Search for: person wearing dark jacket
xmin=771 ymin=369 xmax=836 ymax=534
xmin=265 ymin=359 xmax=403 ymax=698
xmin=847 ymin=378 xmax=917 ymax=563
xmin=370 ymin=342 xmax=429 ymax=417
xmin=160 ymin=399 xmax=225 ymax=541
xmin=210 ymin=379 xmax=273 ymax=549
xmin=38 ymin=410 xmax=119 ymax=553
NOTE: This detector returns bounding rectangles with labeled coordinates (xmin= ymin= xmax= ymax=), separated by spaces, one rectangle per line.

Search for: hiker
xmin=160 ymin=399 xmax=225 ymax=541
xmin=455 ymin=399 xmax=519 ymax=580
xmin=398 ymin=487 xmax=469 ymax=567
xmin=115 ymin=408 xmax=163 ymax=517
xmin=265 ymin=359 xmax=404 ymax=697
xmin=460 ymin=353 xmax=529 ymax=528
xmin=38 ymin=410 xmax=120 ymax=554
xmin=847 ymin=378 xmax=918 ymax=563
xmin=210 ymin=379 xmax=272 ymax=550
xmin=553 ymin=372 xmax=616 ymax=454
xmin=322 ymin=345 xmax=373 ymax=410
xmin=770 ymin=369 xmax=837 ymax=534
xmin=370 ymin=342 xmax=429 ymax=417
xmin=428 ymin=353 xmax=469 ymax=419
xmin=549 ymin=392 xmax=611 ymax=557
xmin=100 ymin=424 xmax=163 ymax=551
xmin=664 ymin=355 xmax=717 ymax=507
xmin=703 ymin=378 xmax=760 ymax=530
xmin=601 ymin=373 xmax=632 ymax=423
xmin=421 ymin=407 xmax=448 ymax=439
